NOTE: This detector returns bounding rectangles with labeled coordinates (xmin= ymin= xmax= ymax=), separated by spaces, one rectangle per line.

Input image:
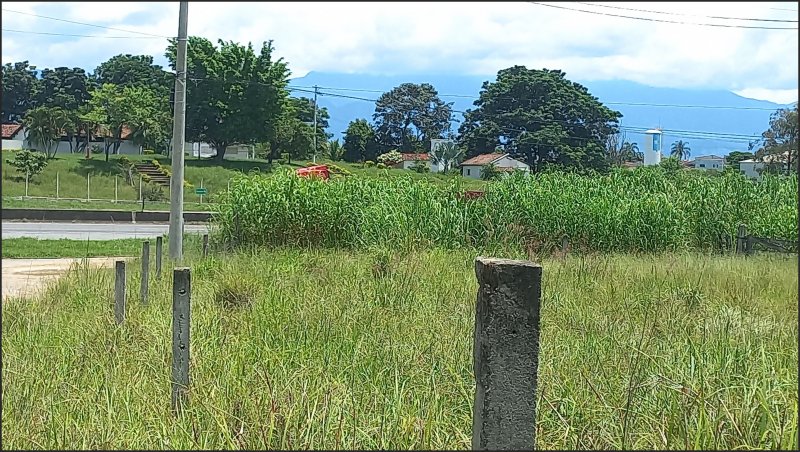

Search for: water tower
xmin=643 ymin=129 xmax=663 ymax=166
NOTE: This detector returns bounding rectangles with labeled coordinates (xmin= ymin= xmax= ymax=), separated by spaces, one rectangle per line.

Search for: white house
xmin=1 ymin=123 xmax=142 ymax=154
xmin=185 ymin=142 xmax=255 ymax=160
xmin=739 ymin=152 xmax=791 ymax=180
xmin=692 ymin=155 xmax=725 ymax=171
xmin=460 ymin=153 xmax=530 ymax=179
xmin=2 ymin=124 xmax=25 ymax=150
xmin=391 ymin=153 xmax=430 ymax=170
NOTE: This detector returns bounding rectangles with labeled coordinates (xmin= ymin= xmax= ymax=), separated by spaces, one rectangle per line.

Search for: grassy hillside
xmin=1 ymin=151 xmax=485 ymax=211
xmin=2 ymin=248 xmax=796 ymax=449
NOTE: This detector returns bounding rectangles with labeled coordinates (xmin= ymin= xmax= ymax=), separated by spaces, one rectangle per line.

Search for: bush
xmin=376 ymin=162 xmax=387 ymax=169
xmin=364 ymin=161 xmax=375 ymax=167
xmin=143 ymin=149 xmax=155 ymax=155
xmin=480 ymin=163 xmax=501 ymax=181
xmin=7 ymin=150 xmax=48 ymax=180
xmin=90 ymin=145 xmax=103 ymax=154
xmin=377 ymin=150 xmax=403 ymax=166
xmin=410 ymin=159 xmax=429 ymax=173
xmin=141 ymin=183 xmax=166 ymax=201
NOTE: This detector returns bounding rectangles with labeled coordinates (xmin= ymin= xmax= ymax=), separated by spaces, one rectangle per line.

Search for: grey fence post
xmin=25 ymin=171 xmax=29 ymax=198
xmin=139 ymin=175 xmax=143 ymax=202
xmin=172 ymin=268 xmax=191 ymax=414
xmin=473 ymin=257 xmax=542 ymax=451
xmin=115 ymin=176 xmax=118 ymax=203
xmin=114 ymin=260 xmax=126 ymax=325
xmin=561 ymin=235 xmax=569 ymax=256
xmin=87 ymin=174 xmax=90 ymax=201
xmin=56 ymin=172 xmax=59 ymax=199
xmin=156 ymin=236 xmax=163 ymax=278
xmin=141 ymin=241 xmax=150 ymax=305
xmin=202 ymin=234 xmax=209 ymax=258
xmin=736 ymin=224 xmax=747 ymax=254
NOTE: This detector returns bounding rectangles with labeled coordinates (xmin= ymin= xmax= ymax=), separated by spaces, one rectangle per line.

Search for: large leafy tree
xmin=93 ymin=54 xmax=172 ymax=96
xmin=755 ymin=105 xmax=798 ymax=175
xmin=166 ymin=37 xmax=291 ymax=162
xmin=670 ymin=140 xmax=691 ymax=161
xmin=372 ymin=83 xmax=453 ymax=153
xmin=725 ymin=150 xmax=755 ymax=170
xmin=23 ymin=106 xmax=70 ymax=159
xmin=458 ymin=66 xmax=621 ymax=173
xmin=2 ymin=61 xmax=39 ymax=123
xmin=290 ymin=97 xmax=331 ymax=155
xmin=35 ymin=67 xmax=93 ymax=153
xmin=342 ymin=119 xmax=379 ymax=163
xmin=82 ymin=83 xmax=164 ymax=161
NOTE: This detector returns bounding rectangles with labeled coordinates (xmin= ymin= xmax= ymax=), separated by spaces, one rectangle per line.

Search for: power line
xmin=574 ymin=2 xmax=798 ymax=23
xmin=1 ymin=29 xmax=165 ymax=39
xmin=528 ymin=2 xmax=799 ymax=29
xmin=1 ymin=8 xmax=172 ymax=38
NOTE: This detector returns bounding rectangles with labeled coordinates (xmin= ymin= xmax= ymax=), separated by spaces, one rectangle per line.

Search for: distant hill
xmin=289 ymin=72 xmax=793 ymax=157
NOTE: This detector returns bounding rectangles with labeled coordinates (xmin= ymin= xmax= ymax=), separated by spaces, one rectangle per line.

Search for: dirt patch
xmin=2 ymin=257 xmax=125 ymax=301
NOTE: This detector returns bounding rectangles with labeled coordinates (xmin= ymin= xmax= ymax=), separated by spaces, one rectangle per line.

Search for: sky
xmin=1 ymin=1 xmax=798 ymax=104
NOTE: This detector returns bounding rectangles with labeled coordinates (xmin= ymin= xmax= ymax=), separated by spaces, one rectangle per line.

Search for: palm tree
xmin=622 ymin=142 xmax=641 ymax=162
xmin=327 ymin=139 xmax=344 ymax=161
xmin=670 ymin=140 xmax=691 ymax=161
xmin=430 ymin=141 xmax=464 ymax=173
xmin=24 ymin=106 xmax=70 ymax=159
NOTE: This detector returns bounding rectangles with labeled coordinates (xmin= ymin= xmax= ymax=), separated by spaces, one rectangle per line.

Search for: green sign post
xmin=194 ymin=187 xmax=208 ymax=195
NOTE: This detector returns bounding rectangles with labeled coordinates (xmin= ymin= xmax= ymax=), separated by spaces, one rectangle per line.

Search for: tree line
xmin=3 ymin=37 xmax=796 ymax=174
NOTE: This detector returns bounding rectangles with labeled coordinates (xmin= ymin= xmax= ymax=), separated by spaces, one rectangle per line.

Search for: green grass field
xmin=1 ymin=151 xmax=485 ymax=211
xmin=2 ymin=238 xmax=145 ymax=258
xmin=2 ymin=248 xmax=797 ymax=449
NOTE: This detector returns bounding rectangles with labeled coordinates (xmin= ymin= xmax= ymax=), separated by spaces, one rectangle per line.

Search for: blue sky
xmin=2 ymin=1 xmax=798 ymax=103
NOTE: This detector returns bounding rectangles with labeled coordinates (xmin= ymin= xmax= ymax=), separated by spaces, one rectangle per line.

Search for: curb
xmin=1 ymin=208 xmax=214 ymax=223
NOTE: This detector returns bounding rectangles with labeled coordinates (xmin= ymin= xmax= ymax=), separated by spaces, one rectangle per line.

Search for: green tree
xmin=35 ymin=67 xmax=94 ymax=153
xmin=166 ymin=37 xmax=291 ymax=162
xmin=725 ymin=151 xmax=755 ymax=171
xmin=93 ymin=54 xmax=172 ymax=96
xmin=290 ymin=97 xmax=331 ymax=156
xmin=670 ymin=140 xmax=691 ymax=161
xmin=606 ymin=132 xmax=641 ymax=166
xmin=430 ymin=141 xmax=464 ymax=173
xmin=342 ymin=119 xmax=378 ymax=163
xmin=327 ymin=138 xmax=344 ymax=161
xmin=6 ymin=149 xmax=48 ymax=180
xmin=373 ymin=83 xmax=453 ymax=153
xmin=755 ymin=105 xmax=797 ymax=175
xmin=23 ymin=106 xmax=70 ymax=159
xmin=458 ymin=66 xmax=621 ymax=173
xmin=82 ymin=83 xmax=164 ymax=161
xmin=2 ymin=61 xmax=39 ymax=123
xmin=480 ymin=163 xmax=501 ymax=180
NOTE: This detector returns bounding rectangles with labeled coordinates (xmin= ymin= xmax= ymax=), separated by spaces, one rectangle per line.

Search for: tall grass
xmin=215 ymin=167 xmax=798 ymax=253
xmin=2 ymin=249 xmax=797 ymax=449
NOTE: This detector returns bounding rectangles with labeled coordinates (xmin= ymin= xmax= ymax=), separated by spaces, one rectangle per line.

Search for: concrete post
xmin=115 ymin=176 xmax=118 ymax=203
xmin=56 ymin=172 xmax=59 ymax=199
xmin=87 ymin=174 xmax=90 ymax=201
xmin=736 ymin=224 xmax=747 ymax=254
xmin=141 ymin=241 xmax=150 ymax=305
xmin=473 ymin=257 xmax=542 ymax=451
xmin=25 ymin=171 xmax=29 ymax=198
xmin=155 ymin=236 xmax=163 ymax=278
xmin=114 ymin=260 xmax=126 ymax=325
xmin=172 ymin=267 xmax=191 ymax=414
xmin=202 ymin=234 xmax=209 ymax=258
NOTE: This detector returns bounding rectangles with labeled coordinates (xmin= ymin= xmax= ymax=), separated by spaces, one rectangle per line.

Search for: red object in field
xmin=462 ymin=190 xmax=485 ymax=200
xmin=296 ymin=165 xmax=330 ymax=180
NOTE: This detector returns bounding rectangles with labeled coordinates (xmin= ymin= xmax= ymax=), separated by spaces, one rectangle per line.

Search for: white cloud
xmin=1 ymin=1 xmax=797 ymax=99
xmin=734 ymin=88 xmax=798 ymax=104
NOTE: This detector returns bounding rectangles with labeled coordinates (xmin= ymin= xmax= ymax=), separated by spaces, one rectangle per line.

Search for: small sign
xmin=195 ymin=187 xmax=208 ymax=195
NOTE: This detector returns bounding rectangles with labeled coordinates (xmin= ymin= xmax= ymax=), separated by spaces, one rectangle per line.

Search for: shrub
xmin=376 ymin=162 xmax=387 ymax=169
xmin=141 ymin=183 xmax=166 ymax=201
xmin=7 ymin=149 xmax=48 ymax=180
xmin=90 ymin=145 xmax=103 ymax=154
xmin=143 ymin=149 xmax=155 ymax=155
xmin=410 ymin=159 xmax=429 ymax=173
xmin=480 ymin=163 xmax=501 ymax=181
xmin=377 ymin=150 xmax=403 ymax=166
xmin=364 ymin=160 xmax=375 ymax=167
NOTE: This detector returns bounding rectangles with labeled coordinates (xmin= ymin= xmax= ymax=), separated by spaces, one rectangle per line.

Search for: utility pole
xmin=168 ymin=1 xmax=189 ymax=260
xmin=312 ymin=85 xmax=318 ymax=164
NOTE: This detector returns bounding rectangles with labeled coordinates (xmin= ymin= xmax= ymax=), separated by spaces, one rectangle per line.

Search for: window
xmin=652 ymin=134 xmax=661 ymax=151
xmin=699 ymin=164 xmax=706 ymax=168
xmin=467 ymin=169 xmax=471 ymax=176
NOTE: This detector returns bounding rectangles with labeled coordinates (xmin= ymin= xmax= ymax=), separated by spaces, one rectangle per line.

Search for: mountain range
xmin=288 ymin=72 xmax=795 ymax=158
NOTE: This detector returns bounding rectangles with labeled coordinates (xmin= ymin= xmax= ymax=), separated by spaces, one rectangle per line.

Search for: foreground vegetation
xmin=2 ymin=248 xmax=796 ymax=449
xmin=218 ymin=167 xmax=797 ymax=253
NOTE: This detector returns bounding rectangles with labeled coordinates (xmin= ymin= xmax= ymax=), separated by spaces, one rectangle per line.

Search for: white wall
xmin=739 ymin=161 xmax=762 ymax=179
xmin=495 ymin=156 xmax=530 ymax=171
xmin=462 ymin=165 xmax=483 ymax=179
xmin=643 ymin=132 xmax=663 ymax=166
xmin=694 ymin=158 xmax=724 ymax=171
xmin=2 ymin=139 xmax=25 ymax=150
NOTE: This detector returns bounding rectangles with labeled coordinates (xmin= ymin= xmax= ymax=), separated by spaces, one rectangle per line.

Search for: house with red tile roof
xmin=459 ymin=153 xmax=530 ymax=179
xmin=392 ymin=153 xmax=431 ymax=170
xmin=1 ymin=124 xmax=25 ymax=150
xmin=1 ymin=123 xmax=142 ymax=154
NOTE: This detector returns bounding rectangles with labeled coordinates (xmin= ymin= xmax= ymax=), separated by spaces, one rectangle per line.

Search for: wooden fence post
xmin=736 ymin=224 xmax=747 ymax=254
xmin=156 ymin=236 xmax=163 ymax=278
xmin=202 ymin=234 xmax=209 ymax=258
xmin=473 ymin=257 xmax=542 ymax=450
xmin=114 ymin=260 xmax=126 ymax=325
xmin=172 ymin=268 xmax=191 ymax=414
xmin=141 ymin=241 xmax=150 ymax=305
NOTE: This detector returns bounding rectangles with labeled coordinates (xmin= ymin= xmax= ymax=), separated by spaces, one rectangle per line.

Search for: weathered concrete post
xmin=114 ymin=260 xmax=126 ymax=325
xmin=171 ymin=268 xmax=191 ymax=414
xmin=141 ymin=241 xmax=150 ymax=305
xmin=155 ymin=236 xmax=163 ymax=278
xmin=561 ymin=235 xmax=569 ymax=256
xmin=473 ymin=257 xmax=542 ymax=451
xmin=202 ymin=234 xmax=209 ymax=258
xmin=736 ymin=224 xmax=747 ymax=254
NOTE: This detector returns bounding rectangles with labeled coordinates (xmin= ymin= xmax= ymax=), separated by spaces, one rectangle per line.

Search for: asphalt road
xmin=2 ymin=222 xmax=210 ymax=240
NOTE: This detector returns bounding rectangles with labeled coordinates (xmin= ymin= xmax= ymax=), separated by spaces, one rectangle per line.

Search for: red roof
xmin=401 ymin=153 xmax=429 ymax=161
xmin=460 ymin=153 xmax=506 ymax=166
xmin=2 ymin=124 xmax=23 ymax=139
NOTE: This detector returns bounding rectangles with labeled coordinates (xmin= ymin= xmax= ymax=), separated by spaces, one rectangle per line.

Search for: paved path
xmin=2 ymin=221 xmax=210 ymax=240
xmin=2 ymin=257 xmax=123 ymax=300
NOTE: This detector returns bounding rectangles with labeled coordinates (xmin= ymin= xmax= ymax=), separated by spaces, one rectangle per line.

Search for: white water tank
xmin=643 ymin=129 xmax=663 ymax=166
